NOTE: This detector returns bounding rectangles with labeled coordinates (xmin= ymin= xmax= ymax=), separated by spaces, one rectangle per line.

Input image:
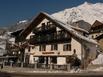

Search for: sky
xmin=0 ymin=0 xmax=103 ymax=27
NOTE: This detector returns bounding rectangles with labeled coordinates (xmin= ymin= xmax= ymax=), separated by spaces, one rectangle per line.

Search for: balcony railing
xmin=30 ymin=31 xmax=71 ymax=44
xmin=4 ymin=62 xmax=70 ymax=71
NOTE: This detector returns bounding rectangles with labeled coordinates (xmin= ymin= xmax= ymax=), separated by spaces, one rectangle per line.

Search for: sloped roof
xmin=91 ymin=20 xmax=103 ymax=28
xmin=89 ymin=20 xmax=103 ymax=33
xmin=69 ymin=25 xmax=89 ymax=33
xmin=11 ymin=29 xmax=24 ymax=37
xmin=72 ymin=20 xmax=91 ymax=32
xmin=19 ymin=12 xmax=97 ymax=44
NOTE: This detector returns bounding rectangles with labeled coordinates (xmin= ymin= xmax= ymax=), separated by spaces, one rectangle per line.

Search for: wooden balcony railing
xmin=30 ymin=31 xmax=71 ymax=45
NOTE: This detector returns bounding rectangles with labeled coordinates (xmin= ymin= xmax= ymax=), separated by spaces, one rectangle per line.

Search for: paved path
xmin=1 ymin=71 xmax=103 ymax=77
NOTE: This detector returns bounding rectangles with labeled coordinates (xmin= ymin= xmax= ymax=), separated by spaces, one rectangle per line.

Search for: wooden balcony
xmin=30 ymin=31 xmax=71 ymax=45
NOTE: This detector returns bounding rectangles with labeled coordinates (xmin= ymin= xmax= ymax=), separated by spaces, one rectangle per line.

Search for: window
xmin=50 ymin=56 xmax=57 ymax=63
xmin=28 ymin=46 xmax=31 ymax=52
xmin=63 ymin=44 xmax=71 ymax=51
xmin=53 ymin=33 xmax=57 ymax=40
xmin=13 ymin=52 xmax=15 ymax=55
xmin=30 ymin=35 xmax=33 ymax=39
xmin=37 ymin=35 xmax=41 ymax=42
xmin=32 ymin=46 xmax=35 ymax=49
xmin=18 ymin=51 xmax=21 ymax=54
xmin=83 ymin=33 xmax=86 ymax=36
xmin=47 ymin=34 xmax=50 ymax=41
xmin=39 ymin=56 xmax=45 ymax=63
xmin=92 ymin=35 xmax=94 ymax=38
xmin=39 ymin=45 xmax=46 ymax=51
xmin=42 ymin=23 xmax=46 ymax=30
xmin=64 ymin=33 xmax=68 ymax=38
xmin=51 ymin=44 xmax=58 ymax=50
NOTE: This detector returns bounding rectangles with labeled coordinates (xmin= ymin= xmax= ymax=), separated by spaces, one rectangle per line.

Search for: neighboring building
xmin=10 ymin=12 xmax=97 ymax=68
xmin=72 ymin=20 xmax=91 ymax=31
xmin=89 ymin=20 xmax=103 ymax=51
xmin=95 ymin=34 xmax=103 ymax=51
xmin=89 ymin=20 xmax=103 ymax=39
xmin=0 ymin=32 xmax=9 ymax=56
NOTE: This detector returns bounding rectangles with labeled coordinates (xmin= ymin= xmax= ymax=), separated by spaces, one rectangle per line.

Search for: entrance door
xmin=50 ymin=56 xmax=57 ymax=64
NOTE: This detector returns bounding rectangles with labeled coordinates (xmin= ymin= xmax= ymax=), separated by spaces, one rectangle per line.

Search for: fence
xmin=4 ymin=62 xmax=70 ymax=71
xmin=87 ymin=64 xmax=103 ymax=69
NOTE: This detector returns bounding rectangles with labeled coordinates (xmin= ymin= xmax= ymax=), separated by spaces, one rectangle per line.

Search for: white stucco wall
xmin=86 ymin=43 xmax=97 ymax=60
xmin=26 ymin=37 xmax=83 ymax=63
xmin=26 ymin=32 xmax=34 ymax=40
xmin=46 ymin=45 xmax=51 ymax=51
xmin=29 ymin=55 xmax=34 ymax=64
xmin=71 ymin=38 xmax=82 ymax=57
xmin=57 ymin=57 xmax=66 ymax=65
xmin=37 ymin=19 xmax=49 ymax=28
xmin=89 ymin=33 xmax=103 ymax=39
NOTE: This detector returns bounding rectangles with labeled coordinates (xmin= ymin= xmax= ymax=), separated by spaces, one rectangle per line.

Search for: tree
xmin=6 ymin=40 xmax=29 ymax=64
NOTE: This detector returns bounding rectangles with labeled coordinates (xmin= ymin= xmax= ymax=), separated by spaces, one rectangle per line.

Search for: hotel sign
xmin=42 ymin=52 xmax=54 ymax=54
xmin=26 ymin=51 xmax=63 ymax=56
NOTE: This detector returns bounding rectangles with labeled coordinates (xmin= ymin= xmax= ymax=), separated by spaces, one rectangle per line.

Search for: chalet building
xmin=10 ymin=12 xmax=97 ymax=69
xmin=95 ymin=34 xmax=103 ymax=51
xmin=89 ymin=20 xmax=103 ymax=39
xmin=89 ymin=20 xmax=103 ymax=51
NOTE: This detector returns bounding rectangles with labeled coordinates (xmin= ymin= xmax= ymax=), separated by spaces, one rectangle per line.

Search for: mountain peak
xmin=78 ymin=1 xmax=93 ymax=8
xmin=18 ymin=20 xmax=28 ymax=24
xmin=83 ymin=1 xmax=92 ymax=5
xmin=52 ymin=2 xmax=103 ymax=25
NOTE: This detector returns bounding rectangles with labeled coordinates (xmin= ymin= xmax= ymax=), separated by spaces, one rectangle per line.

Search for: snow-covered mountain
xmin=52 ymin=2 xmax=103 ymax=25
xmin=4 ymin=2 xmax=103 ymax=32
xmin=18 ymin=20 xmax=28 ymax=24
xmin=7 ymin=20 xmax=29 ymax=32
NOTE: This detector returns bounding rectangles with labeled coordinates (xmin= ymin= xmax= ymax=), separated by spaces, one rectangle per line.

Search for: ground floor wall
xmin=24 ymin=39 xmax=97 ymax=69
xmin=24 ymin=38 xmax=83 ymax=64
xmin=27 ymin=56 xmax=67 ymax=65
